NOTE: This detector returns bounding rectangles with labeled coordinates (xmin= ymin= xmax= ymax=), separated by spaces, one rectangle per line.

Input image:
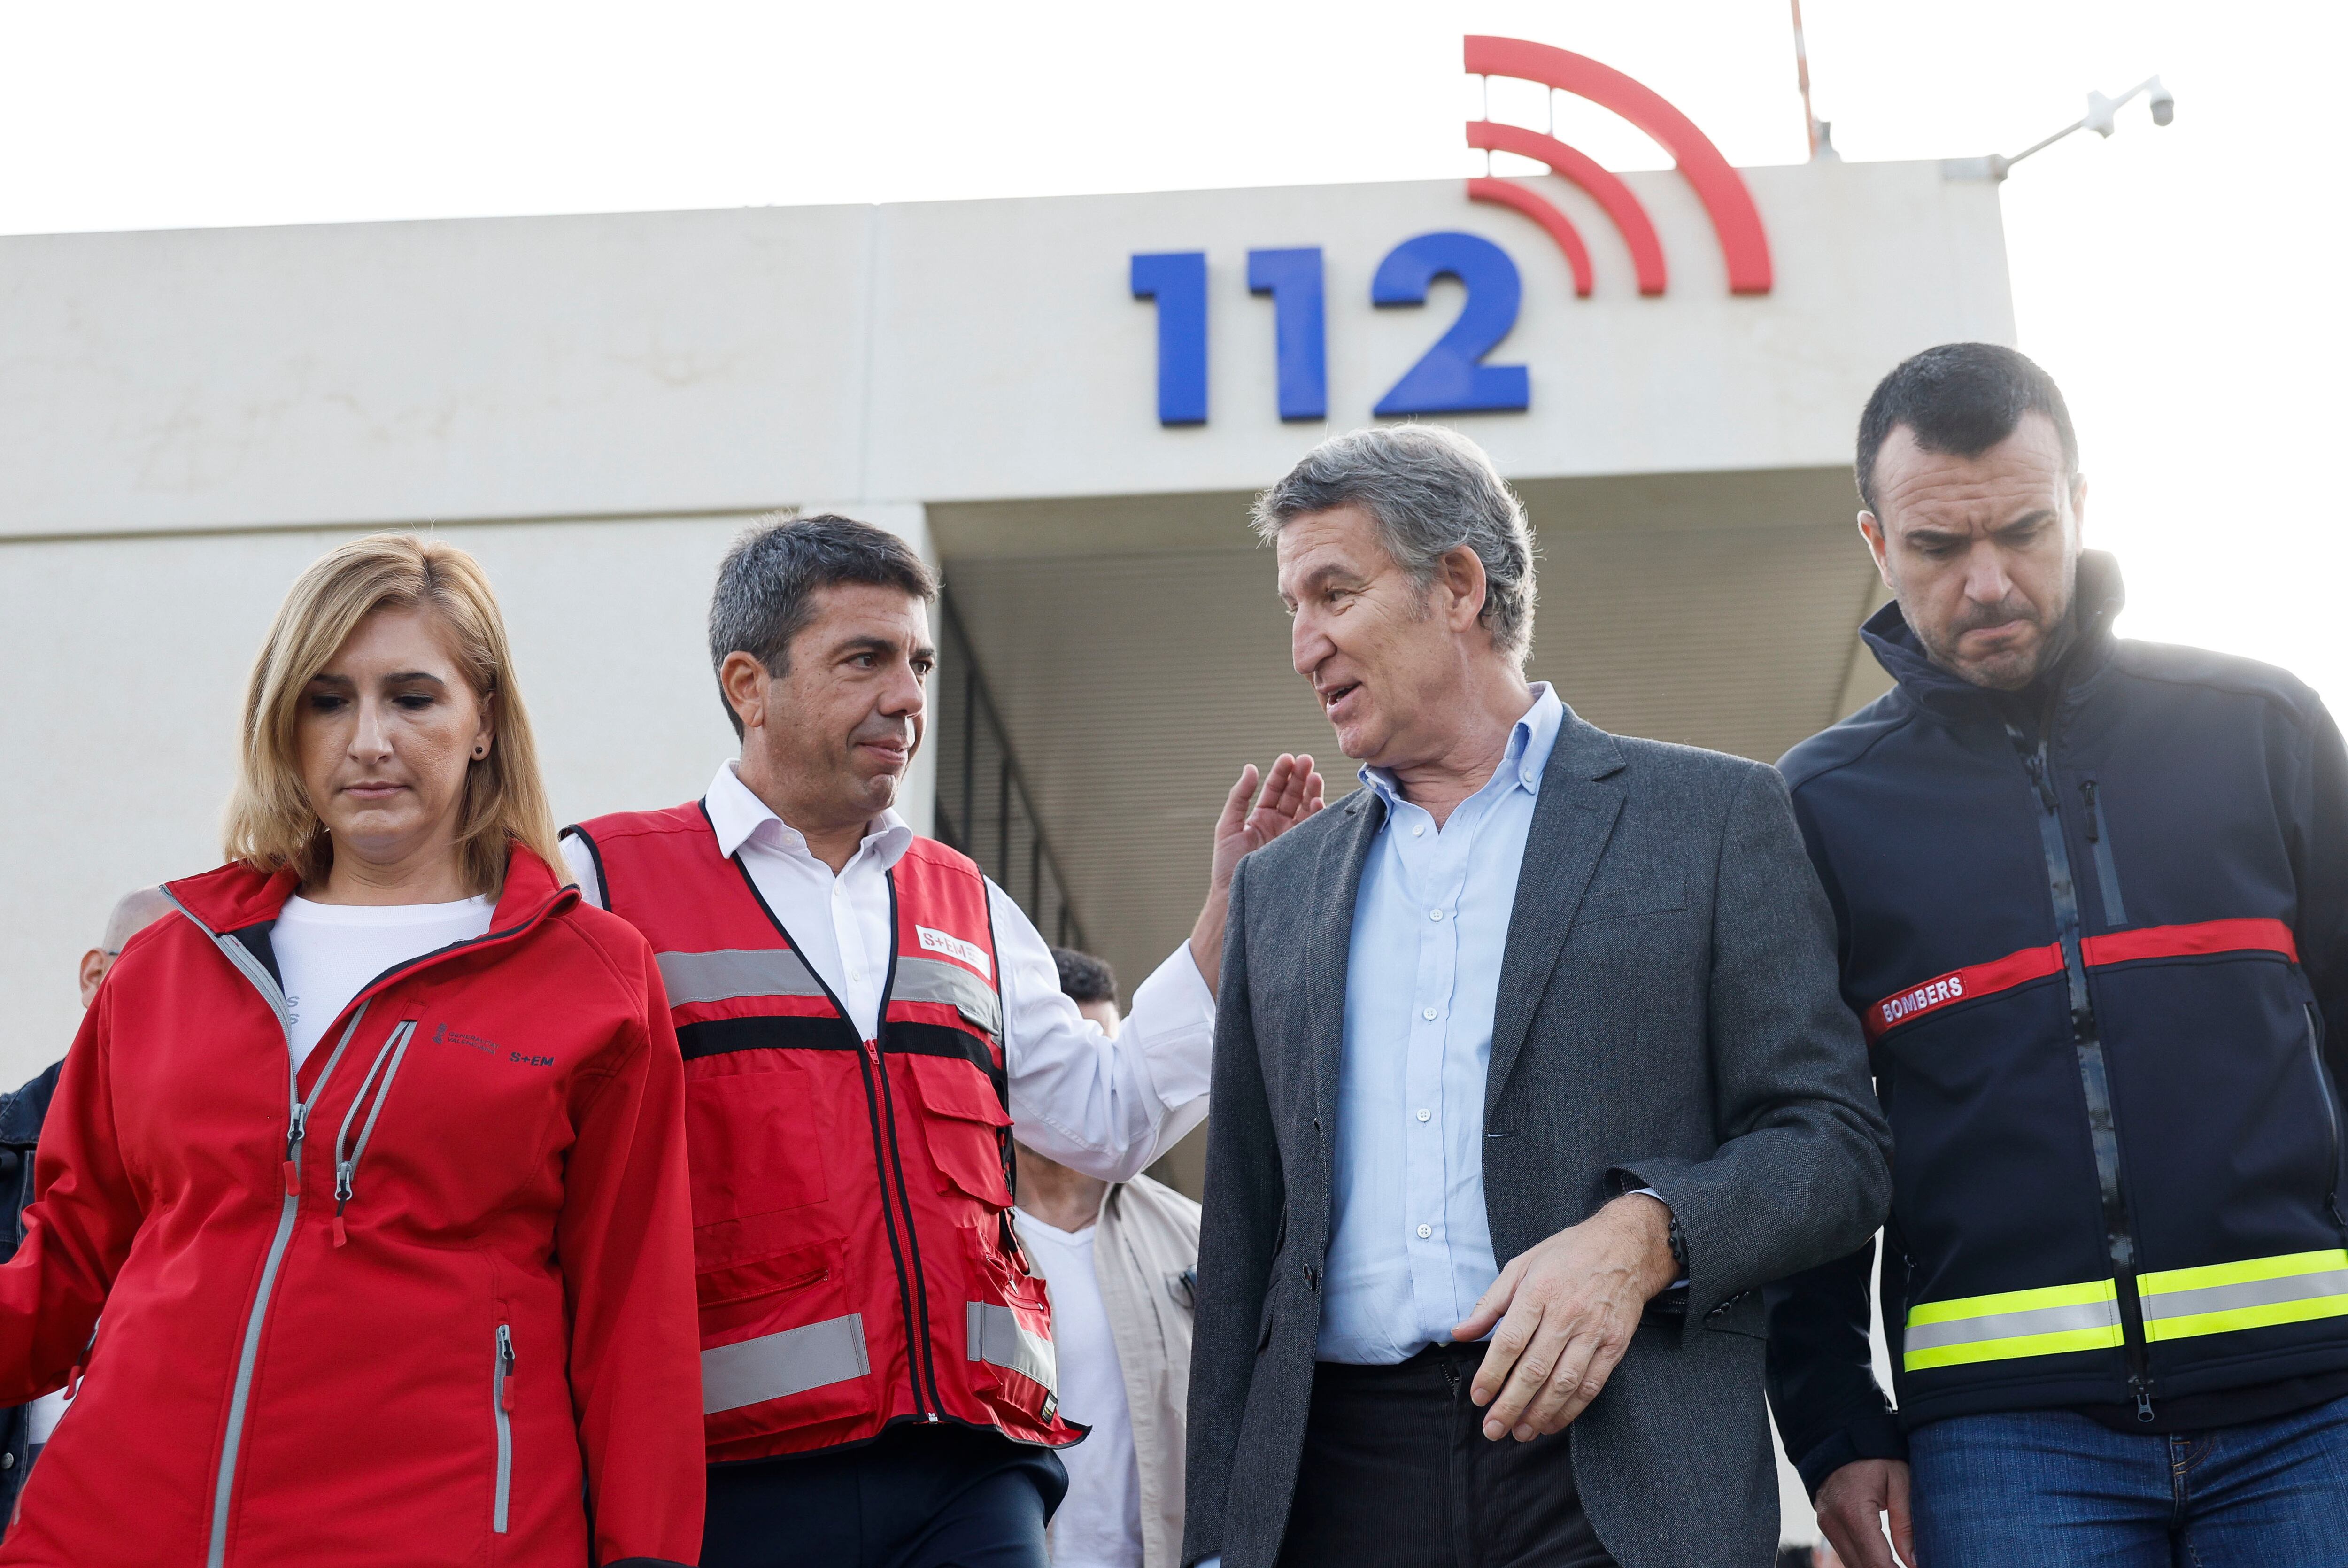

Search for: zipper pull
xmin=330 ymin=1161 xmax=355 ymax=1248
xmin=2022 ymin=752 xmax=2058 ymax=813
xmin=497 ymin=1325 xmax=517 ymax=1412
xmin=2133 ymin=1379 xmax=2155 ymax=1423
xmin=2082 ymin=781 xmax=2101 ymax=841
xmin=286 ymin=1102 xmax=309 ymax=1166
xmin=281 ymin=1160 xmax=299 ymax=1197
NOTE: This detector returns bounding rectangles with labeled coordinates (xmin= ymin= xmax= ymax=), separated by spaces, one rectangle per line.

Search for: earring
xmin=473 ymin=746 xmax=487 ymax=759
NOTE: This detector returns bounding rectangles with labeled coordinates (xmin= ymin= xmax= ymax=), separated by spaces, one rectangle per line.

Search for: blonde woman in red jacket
xmin=0 ymin=535 xmax=703 ymax=1566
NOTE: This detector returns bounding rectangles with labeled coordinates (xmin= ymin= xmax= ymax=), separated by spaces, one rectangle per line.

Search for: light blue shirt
xmin=1316 ymin=684 xmax=1565 ymax=1364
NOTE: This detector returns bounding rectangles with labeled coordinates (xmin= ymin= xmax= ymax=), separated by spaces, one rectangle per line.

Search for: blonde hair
xmin=224 ymin=534 xmax=565 ymax=898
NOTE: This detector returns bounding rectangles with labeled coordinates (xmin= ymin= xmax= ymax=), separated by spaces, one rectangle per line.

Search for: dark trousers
xmin=701 ymin=1422 xmax=1069 ymax=1568
xmin=1279 ymin=1344 xmax=1620 ymax=1568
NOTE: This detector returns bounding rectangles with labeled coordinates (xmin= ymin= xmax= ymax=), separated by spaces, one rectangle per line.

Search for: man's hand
xmin=1450 ymin=1194 xmax=1678 ymax=1441
xmin=1815 ymin=1459 xmax=1915 ymax=1568
xmin=1189 ymin=755 xmax=1324 ymax=992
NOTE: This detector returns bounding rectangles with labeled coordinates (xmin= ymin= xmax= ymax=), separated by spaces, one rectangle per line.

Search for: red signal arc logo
xmin=1463 ymin=35 xmax=1774 ymax=298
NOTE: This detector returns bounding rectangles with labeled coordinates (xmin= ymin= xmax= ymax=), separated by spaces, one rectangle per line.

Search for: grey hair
xmin=708 ymin=511 xmax=938 ymax=739
xmin=100 ymin=886 xmax=174 ymax=954
xmin=1251 ymin=425 xmax=1537 ymax=665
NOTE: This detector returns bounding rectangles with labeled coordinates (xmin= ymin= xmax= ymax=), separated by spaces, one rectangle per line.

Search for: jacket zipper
xmin=492 ymin=1323 xmax=515 ymax=1535
xmin=2080 ymin=780 xmax=2128 ymax=927
xmin=161 ymin=892 xmax=371 ymax=1568
xmin=2005 ymin=721 xmax=2156 ymax=1421
xmin=2308 ymin=1004 xmax=2347 ymax=1235
xmin=328 ymin=1021 xmax=419 ymax=1247
xmin=161 ymin=886 xmax=567 ymax=1568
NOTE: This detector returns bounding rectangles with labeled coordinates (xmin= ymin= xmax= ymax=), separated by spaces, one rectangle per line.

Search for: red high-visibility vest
xmin=567 ymin=802 xmax=1080 ymax=1462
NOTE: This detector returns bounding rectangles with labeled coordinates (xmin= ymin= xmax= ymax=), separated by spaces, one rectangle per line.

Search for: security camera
xmin=2147 ymin=77 xmax=2174 ymax=126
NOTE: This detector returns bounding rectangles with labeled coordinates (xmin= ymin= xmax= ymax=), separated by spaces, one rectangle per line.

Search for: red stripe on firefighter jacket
xmin=568 ymin=802 xmax=1082 ymax=1462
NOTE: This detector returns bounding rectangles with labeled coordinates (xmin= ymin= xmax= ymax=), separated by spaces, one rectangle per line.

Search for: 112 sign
xmin=1130 ymin=233 xmax=1530 ymax=426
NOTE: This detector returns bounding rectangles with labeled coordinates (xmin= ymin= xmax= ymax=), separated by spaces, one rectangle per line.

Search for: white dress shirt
xmin=563 ymin=762 xmax=1213 ymax=1181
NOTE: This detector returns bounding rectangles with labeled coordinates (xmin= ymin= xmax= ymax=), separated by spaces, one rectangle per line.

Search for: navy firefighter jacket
xmin=1767 ymin=551 xmax=2348 ymax=1493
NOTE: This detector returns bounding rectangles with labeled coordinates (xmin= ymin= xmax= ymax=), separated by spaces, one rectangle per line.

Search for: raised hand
xmin=1189 ymin=754 xmax=1326 ymax=993
xmin=1210 ymin=753 xmax=1325 ymax=896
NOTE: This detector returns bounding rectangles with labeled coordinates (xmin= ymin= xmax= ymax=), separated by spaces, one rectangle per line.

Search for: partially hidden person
xmin=1014 ymin=946 xmax=1203 ymax=1568
xmin=0 ymin=887 xmax=172 ymax=1518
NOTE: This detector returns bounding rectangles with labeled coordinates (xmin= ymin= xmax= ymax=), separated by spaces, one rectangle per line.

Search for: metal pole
xmin=1790 ymin=0 xmax=1820 ymax=159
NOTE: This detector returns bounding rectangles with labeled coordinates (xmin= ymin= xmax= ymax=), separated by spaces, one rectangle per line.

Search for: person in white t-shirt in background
xmin=1014 ymin=948 xmax=1203 ymax=1568
xmin=1 ymin=885 xmax=175 ymax=1520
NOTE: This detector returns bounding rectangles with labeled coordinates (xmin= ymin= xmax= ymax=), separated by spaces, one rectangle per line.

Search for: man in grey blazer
xmin=1183 ymin=425 xmax=1892 ymax=1568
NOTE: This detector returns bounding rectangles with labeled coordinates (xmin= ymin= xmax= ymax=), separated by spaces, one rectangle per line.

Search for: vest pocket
xmin=958 ymin=1227 xmax=1062 ymax=1431
xmin=698 ymin=1238 xmax=873 ymax=1444
xmin=903 ymin=1053 xmax=1013 ymax=1208
xmin=684 ymin=1053 xmax=833 ymax=1232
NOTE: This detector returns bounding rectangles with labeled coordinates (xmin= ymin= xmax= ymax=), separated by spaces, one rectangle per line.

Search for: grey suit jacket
xmin=1182 ymin=712 xmax=1892 ymax=1568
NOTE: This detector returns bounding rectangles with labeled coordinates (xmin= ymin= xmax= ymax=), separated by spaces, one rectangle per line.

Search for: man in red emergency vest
xmin=564 ymin=514 xmax=1323 ymax=1568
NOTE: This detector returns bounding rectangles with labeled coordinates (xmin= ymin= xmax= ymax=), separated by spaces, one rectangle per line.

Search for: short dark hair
xmin=1050 ymin=946 xmax=1118 ymax=1007
xmin=707 ymin=512 xmax=938 ymax=738
xmin=1855 ymin=343 xmax=2079 ymax=516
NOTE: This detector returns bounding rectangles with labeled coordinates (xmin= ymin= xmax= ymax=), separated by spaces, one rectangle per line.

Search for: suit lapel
xmin=1485 ymin=716 xmax=1627 ymax=1117
xmin=1307 ymin=788 xmax=1386 ymax=1132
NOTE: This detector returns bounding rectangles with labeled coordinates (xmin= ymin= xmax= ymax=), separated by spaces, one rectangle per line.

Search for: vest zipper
xmin=869 ymin=1027 xmax=947 ymax=1416
xmin=328 ymin=1021 xmax=418 ymax=1248
xmin=2004 ymin=719 xmax=2156 ymax=1421
xmin=492 ymin=1323 xmax=515 ymax=1534
xmin=854 ymin=1036 xmax=931 ymax=1419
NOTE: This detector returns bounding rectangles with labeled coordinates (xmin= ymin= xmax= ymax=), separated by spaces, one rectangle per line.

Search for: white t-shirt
xmin=1014 ymin=1210 xmax=1143 ymax=1568
xmin=274 ymin=896 xmax=495 ymax=1066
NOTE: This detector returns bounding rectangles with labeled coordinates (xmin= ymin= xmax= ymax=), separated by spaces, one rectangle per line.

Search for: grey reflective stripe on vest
xmin=701 ymin=1313 xmax=871 ymax=1414
xmin=657 ymin=948 xmax=828 ymax=1008
xmin=895 ymin=957 xmax=1003 ymax=1038
xmin=966 ymin=1302 xmax=1056 ymax=1393
xmin=2140 ymin=1267 xmax=2348 ymax=1330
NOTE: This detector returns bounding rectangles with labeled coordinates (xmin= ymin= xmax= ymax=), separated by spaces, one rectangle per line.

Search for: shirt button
xmin=1412 ymin=824 xmax=1425 ymax=837
xmin=1416 ymin=1223 xmax=1433 ymax=1239
xmin=1429 ymin=908 xmax=1444 ymax=922
xmin=1421 ymin=1007 xmax=1437 ymax=1021
xmin=1417 ymin=1108 xmax=1432 ymax=1122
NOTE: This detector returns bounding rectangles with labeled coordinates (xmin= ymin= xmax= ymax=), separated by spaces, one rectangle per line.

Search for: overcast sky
xmin=3 ymin=0 xmax=2336 ymax=698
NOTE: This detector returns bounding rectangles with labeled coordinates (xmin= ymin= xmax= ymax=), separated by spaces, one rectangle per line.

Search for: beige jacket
xmin=1081 ymin=1174 xmax=1202 ymax=1568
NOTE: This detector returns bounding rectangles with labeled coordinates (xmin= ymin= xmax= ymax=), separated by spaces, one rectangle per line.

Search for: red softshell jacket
xmin=0 ymin=845 xmax=703 ymax=1567
xmin=569 ymin=803 xmax=1081 ymax=1463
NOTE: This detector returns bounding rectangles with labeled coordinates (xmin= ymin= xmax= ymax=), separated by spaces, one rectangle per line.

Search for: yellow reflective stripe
xmin=2138 ymin=1249 xmax=2348 ymax=1344
xmin=1906 ymin=1277 xmax=2116 ymax=1328
xmin=2138 ymin=1248 xmax=2348 ymax=1296
xmin=1904 ymin=1323 xmax=2125 ymax=1372
xmin=1902 ymin=1279 xmax=2121 ymax=1372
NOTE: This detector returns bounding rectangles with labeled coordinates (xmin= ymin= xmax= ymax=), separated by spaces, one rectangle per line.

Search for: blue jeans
xmin=1908 ymin=1396 xmax=2348 ymax=1567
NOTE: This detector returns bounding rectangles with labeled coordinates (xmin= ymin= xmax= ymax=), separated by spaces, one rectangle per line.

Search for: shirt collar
xmin=704 ymin=760 xmax=914 ymax=871
xmin=1359 ymin=683 xmax=1565 ymax=814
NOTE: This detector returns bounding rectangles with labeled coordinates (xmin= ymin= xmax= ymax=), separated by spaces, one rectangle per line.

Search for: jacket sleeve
xmin=1181 ymin=857 xmax=1280 ymax=1568
xmin=1765 ymin=1237 xmax=1908 ymax=1497
xmin=556 ymin=938 xmax=704 ymax=1568
xmin=1611 ymin=763 xmax=1894 ymax=1336
xmin=0 ymin=989 xmax=142 ymax=1405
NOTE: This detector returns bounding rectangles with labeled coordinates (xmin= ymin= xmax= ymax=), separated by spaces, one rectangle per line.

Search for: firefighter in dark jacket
xmin=1770 ymin=344 xmax=2348 ymax=1568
